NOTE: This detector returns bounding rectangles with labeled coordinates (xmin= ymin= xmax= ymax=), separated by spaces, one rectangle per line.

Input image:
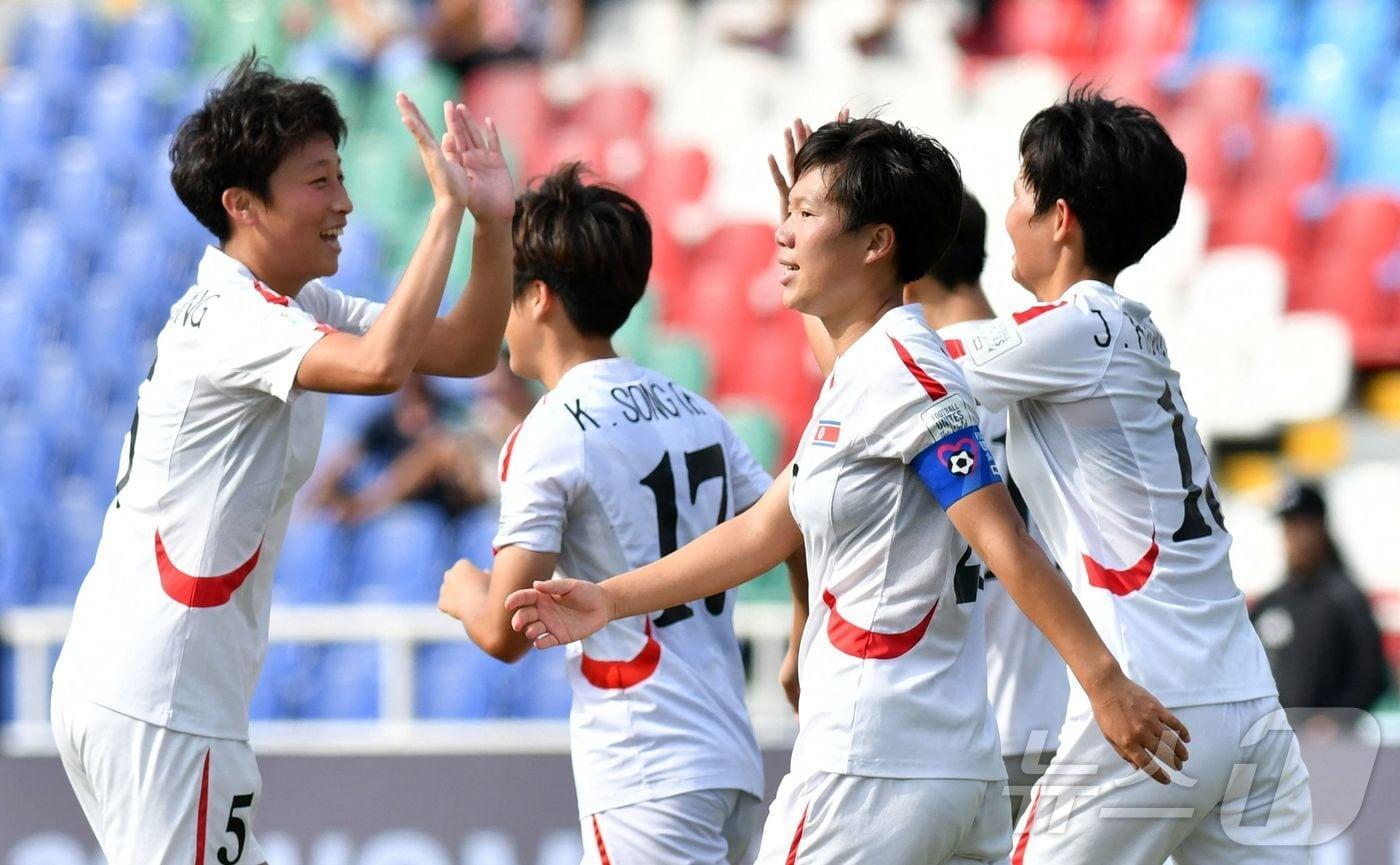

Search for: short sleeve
xmin=720 ymin=419 xmax=773 ymax=512
xmin=203 ymin=296 xmax=326 ymax=402
xmin=491 ymin=416 xmax=583 ymax=555
xmin=299 ymin=281 xmax=385 ymax=335
xmin=946 ymin=300 xmax=1115 ymax=413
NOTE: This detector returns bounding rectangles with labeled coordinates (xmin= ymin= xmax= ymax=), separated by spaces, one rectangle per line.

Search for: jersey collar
xmin=196 ymin=245 xmax=298 ymax=306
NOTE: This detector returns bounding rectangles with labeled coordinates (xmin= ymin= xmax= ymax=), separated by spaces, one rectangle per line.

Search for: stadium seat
xmin=37 ymin=481 xmax=105 ymax=606
xmin=571 ymin=82 xmax=654 ymax=141
xmin=994 ymin=0 xmax=1097 ymax=65
xmin=449 ymin=505 xmax=501 ymax=572
xmin=0 ymin=68 xmax=55 ymax=179
xmin=0 ymin=501 xmax=38 ymax=608
xmin=43 ymin=137 xmax=119 ymax=252
xmin=346 ymin=504 xmax=449 ymax=603
xmin=634 ymin=145 xmax=711 ymax=220
xmin=1300 ymin=0 xmax=1396 ymax=74
xmin=462 ymin=64 xmax=556 ymax=157
xmin=1096 ymin=0 xmax=1192 ymax=61
xmin=73 ymin=414 xmax=132 ymax=499
xmin=1243 ymin=117 xmax=1332 ymax=194
xmin=0 ymin=287 xmax=41 ymax=408
xmin=76 ymin=275 xmax=145 ymax=400
xmin=647 ymin=332 xmax=712 ymax=396
xmin=1276 ymin=45 xmax=1372 ymax=179
xmin=190 ymin=0 xmax=289 ymax=71
xmin=0 ymin=646 xmax=11 ymax=721
xmin=503 ymin=649 xmax=572 ymax=719
xmin=1359 ymin=101 xmax=1400 ymax=191
xmin=1325 ymin=462 xmax=1400 ymax=591
xmin=309 ymin=643 xmax=379 ymax=719
xmin=111 ymin=4 xmax=193 ymax=89
xmin=332 ymin=220 xmax=387 ymax=301
xmin=523 ymin=122 xmax=609 ymax=185
xmin=718 ymin=400 xmax=783 ymax=474
xmin=11 ymin=4 xmax=103 ymax=95
xmin=3 ymin=213 xmax=76 ymax=337
xmin=1165 ymin=115 xmax=1233 ymax=211
xmin=1180 ymin=64 xmax=1268 ymax=130
xmin=30 ymin=345 xmax=96 ymax=466
xmin=274 ymin=518 xmax=351 ymax=604
xmin=1263 ymin=313 xmax=1353 ymax=423
xmin=1189 ymin=0 xmax=1293 ymax=75
xmin=612 ymin=292 xmax=660 ymax=367
xmin=74 ymin=67 xmax=159 ymax=170
xmin=0 ymin=412 xmax=53 ymax=513
xmin=1211 ymin=182 xmax=1305 ymax=260
xmin=250 ymin=643 xmax=324 ymax=720
xmin=416 ymin=642 xmax=514 ymax=719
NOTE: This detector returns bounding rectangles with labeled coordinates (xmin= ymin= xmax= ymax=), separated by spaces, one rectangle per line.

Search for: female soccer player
xmin=50 ymin=54 xmax=514 ymax=864
xmin=506 ymin=117 xmax=1188 ymax=865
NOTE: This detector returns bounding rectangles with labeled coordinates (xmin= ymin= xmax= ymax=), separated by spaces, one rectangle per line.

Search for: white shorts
xmin=582 ymin=788 xmax=762 ymax=865
xmin=756 ymin=768 xmax=1012 ymax=865
xmin=1011 ymin=695 xmax=1313 ymax=865
xmin=50 ymin=687 xmax=266 ymax=865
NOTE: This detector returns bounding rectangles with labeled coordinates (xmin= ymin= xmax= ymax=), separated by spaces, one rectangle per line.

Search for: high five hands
xmin=396 ymin=93 xmax=516 ymax=223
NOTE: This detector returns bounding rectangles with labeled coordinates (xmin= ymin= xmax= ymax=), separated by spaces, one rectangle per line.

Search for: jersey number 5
xmin=639 ymin=444 xmax=729 ymax=626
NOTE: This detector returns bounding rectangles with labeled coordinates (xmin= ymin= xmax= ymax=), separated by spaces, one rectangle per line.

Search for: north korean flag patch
xmin=812 ymin=419 xmax=841 ymax=447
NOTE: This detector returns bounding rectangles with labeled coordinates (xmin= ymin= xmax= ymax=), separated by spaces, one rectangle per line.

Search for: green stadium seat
xmin=718 ymin=400 xmax=783 ymax=474
xmin=613 ymin=294 xmax=660 ymax=367
xmin=648 ymin=331 xmax=711 ymax=396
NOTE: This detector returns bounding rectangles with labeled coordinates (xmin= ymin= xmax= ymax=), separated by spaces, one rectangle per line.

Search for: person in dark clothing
xmin=1250 ymin=481 xmax=1389 ymax=715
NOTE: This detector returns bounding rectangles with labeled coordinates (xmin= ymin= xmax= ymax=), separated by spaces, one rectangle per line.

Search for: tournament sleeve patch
xmin=966 ymin=319 xmax=1024 ymax=365
xmin=919 ymin=393 xmax=977 ymax=441
xmin=911 ymin=424 xmax=1002 ymax=510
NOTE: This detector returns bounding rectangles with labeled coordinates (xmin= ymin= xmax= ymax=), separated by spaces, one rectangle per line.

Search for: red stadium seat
xmin=570 ymin=83 xmax=654 ymax=140
xmin=995 ymin=0 xmax=1097 ymax=65
xmin=1091 ymin=57 xmax=1169 ymax=116
xmin=522 ymin=122 xmax=608 ymax=182
xmin=634 ymin=145 xmax=711 ymax=220
xmin=1096 ymin=0 xmax=1192 ymax=61
xmin=1211 ymin=182 xmax=1306 ymax=262
xmin=1178 ymin=64 xmax=1267 ymax=130
xmin=462 ymin=64 xmax=556 ymax=152
xmin=1244 ymin=118 xmax=1332 ymax=192
xmin=1312 ymin=192 xmax=1400 ymax=261
xmin=1166 ymin=114 xmax=1234 ymax=211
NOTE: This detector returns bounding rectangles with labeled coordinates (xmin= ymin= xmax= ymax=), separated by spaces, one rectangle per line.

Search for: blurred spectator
xmin=312 ymin=374 xmax=487 ymax=522
xmin=1250 ymin=482 xmax=1389 ymax=714
xmin=728 ymin=0 xmax=908 ymax=56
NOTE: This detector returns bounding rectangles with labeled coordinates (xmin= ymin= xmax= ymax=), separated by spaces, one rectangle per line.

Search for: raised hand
xmin=506 ymin=578 xmax=612 ymax=649
xmin=396 ymin=93 xmax=515 ymax=222
xmin=1088 ymin=671 xmax=1192 ymax=784
xmin=766 ymin=108 xmax=851 ymax=222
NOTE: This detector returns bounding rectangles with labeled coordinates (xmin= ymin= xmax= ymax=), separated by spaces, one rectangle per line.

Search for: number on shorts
xmin=217 ymin=793 xmax=255 ymax=865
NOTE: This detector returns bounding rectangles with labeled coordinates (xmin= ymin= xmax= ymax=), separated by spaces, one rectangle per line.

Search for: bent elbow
xmin=480 ymin=632 xmax=528 ymax=664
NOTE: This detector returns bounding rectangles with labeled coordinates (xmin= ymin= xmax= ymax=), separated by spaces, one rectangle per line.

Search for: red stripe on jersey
xmin=591 ymin=815 xmax=612 ymax=865
xmin=157 ymin=532 xmax=262 ymax=608
xmin=499 ymin=424 xmax=524 ymax=482
xmin=944 ymin=338 xmax=965 ymax=359
xmin=252 ymin=281 xmax=290 ymax=306
xmin=1011 ymin=301 xmax=1067 ymax=326
xmin=315 ymin=322 xmax=337 ymax=335
xmin=822 ymin=589 xmax=937 ymax=659
xmin=195 ymin=750 xmax=210 ymax=865
xmin=580 ymin=618 xmax=662 ymax=689
xmin=785 ymin=805 xmax=809 ymax=865
xmin=1083 ymin=537 xmax=1159 ymax=596
xmin=1012 ymin=786 xmax=1042 ymax=865
xmin=887 ymin=335 xmax=948 ymax=401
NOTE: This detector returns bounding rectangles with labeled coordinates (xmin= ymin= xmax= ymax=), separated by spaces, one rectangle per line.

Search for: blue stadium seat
xmin=11 ymin=5 xmax=103 ymax=91
xmin=1301 ymin=0 xmax=1397 ymax=73
xmin=346 ymin=504 xmax=449 ymax=603
xmin=111 ymin=4 xmax=192 ymax=89
xmin=504 ymin=649 xmax=573 ymax=719
xmin=37 ymin=481 xmax=105 ymax=606
xmin=0 ymin=501 xmax=39 ymax=608
xmin=250 ymin=643 xmax=324 ymax=720
xmin=1190 ymin=0 xmax=1295 ymax=75
xmin=30 ymin=345 xmax=95 ymax=465
xmin=42 ymin=137 xmax=118 ymax=258
xmin=0 ymin=69 xmax=57 ymax=178
xmin=308 ymin=643 xmax=379 ymax=719
xmin=0 ymin=287 xmax=42 ymax=408
xmin=1361 ymin=102 xmax=1400 ymax=190
xmin=332 ymin=220 xmax=387 ymax=301
xmin=74 ymin=67 xmax=159 ymax=170
xmin=0 ymin=412 xmax=52 ymax=514
xmin=0 ymin=645 xmax=12 ymax=721
xmin=1276 ymin=45 xmax=1375 ymax=180
xmin=76 ymin=275 xmax=144 ymax=398
xmin=274 ymin=518 xmax=350 ymax=604
xmin=451 ymin=504 xmax=500 ymax=571
xmin=4 ymin=214 xmax=79 ymax=336
xmin=74 ymin=413 xmax=132 ymax=499
xmin=415 ymin=641 xmax=512 ymax=719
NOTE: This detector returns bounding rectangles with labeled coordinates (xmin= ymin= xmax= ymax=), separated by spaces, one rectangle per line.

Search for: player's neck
xmin=1032 ymin=253 xmax=1115 ymax=303
xmin=220 ymin=239 xmax=305 ymax=299
xmin=905 ymin=279 xmax=995 ymax=329
xmin=827 ymin=288 xmax=902 ymax=357
xmin=538 ymin=335 xmax=618 ymax=391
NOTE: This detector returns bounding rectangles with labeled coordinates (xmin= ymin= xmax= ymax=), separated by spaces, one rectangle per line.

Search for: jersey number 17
xmin=640 ymin=444 xmax=729 ymax=626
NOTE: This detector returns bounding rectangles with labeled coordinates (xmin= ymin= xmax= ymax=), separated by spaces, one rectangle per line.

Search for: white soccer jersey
xmin=53 ymin=246 xmax=383 ymax=740
xmin=786 ymin=305 xmax=1003 ymax=782
xmin=492 ymin=357 xmax=767 ymax=817
xmin=940 ymin=319 xmax=1067 ymax=759
xmin=948 ymin=281 xmax=1276 ymax=719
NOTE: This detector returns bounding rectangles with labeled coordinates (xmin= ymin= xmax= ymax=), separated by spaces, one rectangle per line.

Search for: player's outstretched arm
xmin=439 ymin=547 xmax=552 ymax=663
xmin=947 ymin=483 xmax=1192 ymax=784
xmin=413 ymin=102 xmax=516 ymax=378
xmin=506 ymin=471 xmax=803 ymax=649
xmin=297 ymin=95 xmax=487 ymax=394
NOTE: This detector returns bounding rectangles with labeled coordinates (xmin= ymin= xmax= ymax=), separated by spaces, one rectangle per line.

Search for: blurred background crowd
xmin=0 ymin=0 xmax=1396 ymax=730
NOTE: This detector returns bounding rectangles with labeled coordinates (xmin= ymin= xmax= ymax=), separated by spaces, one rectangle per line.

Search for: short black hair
xmin=170 ymin=51 xmax=348 ymax=241
xmin=1018 ymin=86 xmax=1186 ymax=274
xmin=928 ymin=190 xmax=987 ymax=288
xmin=794 ymin=117 xmax=963 ymax=284
xmin=512 ymin=163 xmax=652 ymax=338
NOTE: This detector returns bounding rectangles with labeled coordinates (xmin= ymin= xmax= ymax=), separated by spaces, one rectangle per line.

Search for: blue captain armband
xmin=911 ymin=425 xmax=1002 ymax=510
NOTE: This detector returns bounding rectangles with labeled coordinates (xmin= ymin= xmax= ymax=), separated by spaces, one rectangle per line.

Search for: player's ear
xmin=222 ymin=188 xmax=259 ymax=229
xmin=1052 ymin=198 xmax=1074 ymax=243
xmin=864 ymin=223 xmax=896 ymax=267
xmin=529 ymin=280 xmax=553 ymax=321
